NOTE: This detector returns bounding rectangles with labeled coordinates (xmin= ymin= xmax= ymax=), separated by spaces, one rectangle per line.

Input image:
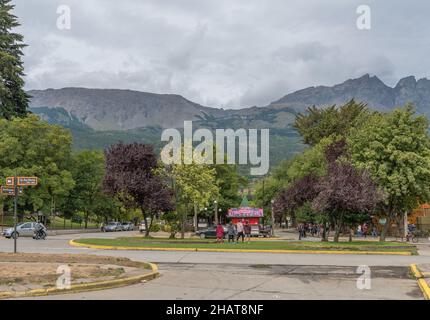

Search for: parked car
xmin=195 ymin=225 xmax=228 ymax=239
xmin=104 ymin=222 xmax=123 ymax=232
xmin=122 ymin=222 xmax=134 ymax=231
xmin=2 ymin=222 xmax=40 ymax=239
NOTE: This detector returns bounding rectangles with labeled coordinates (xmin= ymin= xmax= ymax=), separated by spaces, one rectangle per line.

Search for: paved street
xmin=0 ymin=231 xmax=429 ymax=300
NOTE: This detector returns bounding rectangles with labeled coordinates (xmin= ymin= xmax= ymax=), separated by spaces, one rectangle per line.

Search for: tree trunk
xmin=84 ymin=212 xmax=88 ymax=229
xmin=334 ymin=217 xmax=342 ymax=243
xmin=349 ymin=228 xmax=353 ymax=242
xmin=193 ymin=203 xmax=198 ymax=232
xmin=379 ymin=210 xmax=394 ymax=242
xmin=181 ymin=205 xmax=186 ymax=239
xmin=142 ymin=210 xmax=150 ymax=237
xmin=334 ymin=227 xmax=341 ymax=243
xmin=321 ymin=222 xmax=329 ymax=242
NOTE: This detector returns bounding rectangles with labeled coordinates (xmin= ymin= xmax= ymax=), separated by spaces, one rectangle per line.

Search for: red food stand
xmin=227 ymin=207 xmax=264 ymax=236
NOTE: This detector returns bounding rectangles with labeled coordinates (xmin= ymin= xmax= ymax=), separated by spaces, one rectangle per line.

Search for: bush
xmin=163 ymin=225 xmax=172 ymax=233
xmin=149 ymin=224 xmax=160 ymax=232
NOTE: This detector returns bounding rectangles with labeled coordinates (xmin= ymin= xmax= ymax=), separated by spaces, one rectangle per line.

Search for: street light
xmin=214 ymin=200 xmax=218 ymax=225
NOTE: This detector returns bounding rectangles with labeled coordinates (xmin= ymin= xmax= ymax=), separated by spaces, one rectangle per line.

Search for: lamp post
xmin=271 ymin=199 xmax=275 ymax=237
xmin=214 ymin=200 xmax=218 ymax=225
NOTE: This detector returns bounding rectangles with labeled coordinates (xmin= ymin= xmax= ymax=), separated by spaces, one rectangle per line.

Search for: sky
xmin=13 ymin=0 xmax=430 ymax=109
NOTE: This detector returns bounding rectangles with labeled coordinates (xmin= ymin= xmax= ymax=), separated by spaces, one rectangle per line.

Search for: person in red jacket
xmin=216 ymin=223 xmax=225 ymax=243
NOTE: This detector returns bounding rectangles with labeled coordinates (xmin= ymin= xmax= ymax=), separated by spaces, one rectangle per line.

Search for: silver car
xmin=2 ymin=222 xmax=39 ymax=239
xmin=104 ymin=222 xmax=122 ymax=232
xmin=121 ymin=222 xmax=134 ymax=231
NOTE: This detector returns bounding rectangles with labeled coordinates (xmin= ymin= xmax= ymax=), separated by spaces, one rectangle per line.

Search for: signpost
xmin=1 ymin=176 xmax=38 ymax=253
xmin=17 ymin=177 xmax=38 ymax=186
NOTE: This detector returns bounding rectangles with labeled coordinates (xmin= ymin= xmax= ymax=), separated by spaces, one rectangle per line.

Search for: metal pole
xmin=271 ymin=199 xmax=275 ymax=237
xmin=214 ymin=201 xmax=218 ymax=225
xmin=13 ymin=176 xmax=17 ymax=254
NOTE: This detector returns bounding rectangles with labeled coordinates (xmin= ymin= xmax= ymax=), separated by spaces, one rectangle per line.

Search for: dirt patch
xmin=0 ymin=252 xmax=150 ymax=268
xmin=0 ymin=253 xmax=152 ymax=293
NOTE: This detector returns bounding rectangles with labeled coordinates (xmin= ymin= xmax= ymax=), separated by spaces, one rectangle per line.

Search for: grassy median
xmin=73 ymin=237 xmax=417 ymax=254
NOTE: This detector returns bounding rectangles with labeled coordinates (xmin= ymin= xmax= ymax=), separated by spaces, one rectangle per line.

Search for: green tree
xmin=0 ymin=115 xmax=74 ymax=223
xmin=69 ymin=150 xmax=106 ymax=228
xmin=294 ymin=100 xmax=368 ymax=146
xmin=170 ymin=162 xmax=219 ymax=238
xmin=213 ymin=163 xmax=246 ymax=219
xmin=0 ymin=0 xmax=29 ymax=119
xmin=348 ymin=105 xmax=430 ymax=241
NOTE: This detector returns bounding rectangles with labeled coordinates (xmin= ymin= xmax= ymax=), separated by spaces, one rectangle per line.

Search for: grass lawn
xmin=74 ymin=237 xmax=417 ymax=254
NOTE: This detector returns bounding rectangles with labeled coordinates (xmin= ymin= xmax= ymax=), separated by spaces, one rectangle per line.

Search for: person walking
xmin=362 ymin=223 xmax=368 ymax=239
xmin=216 ymin=223 xmax=225 ymax=243
xmin=244 ymin=220 xmax=252 ymax=243
xmin=298 ymin=223 xmax=304 ymax=240
xmin=227 ymin=221 xmax=236 ymax=243
xmin=236 ymin=219 xmax=245 ymax=243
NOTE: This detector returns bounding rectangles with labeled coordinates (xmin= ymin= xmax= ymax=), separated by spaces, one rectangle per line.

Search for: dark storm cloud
xmin=13 ymin=0 xmax=430 ymax=108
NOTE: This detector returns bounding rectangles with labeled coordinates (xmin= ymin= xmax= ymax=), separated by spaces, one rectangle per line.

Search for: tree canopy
xmin=103 ymin=143 xmax=174 ymax=236
xmin=294 ymin=100 xmax=368 ymax=146
xmin=348 ymin=105 xmax=430 ymax=240
xmin=0 ymin=0 xmax=29 ymax=119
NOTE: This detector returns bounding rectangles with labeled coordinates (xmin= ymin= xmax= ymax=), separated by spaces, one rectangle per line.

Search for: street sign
xmin=1 ymin=186 xmax=23 ymax=196
xmin=17 ymin=177 xmax=38 ymax=186
xmin=5 ymin=177 xmax=14 ymax=186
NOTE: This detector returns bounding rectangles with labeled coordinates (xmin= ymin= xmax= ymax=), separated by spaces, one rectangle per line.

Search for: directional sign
xmin=1 ymin=186 xmax=23 ymax=196
xmin=17 ymin=177 xmax=38 ymax=186
xmin=5 ymin=177 xmax=14 ymax=186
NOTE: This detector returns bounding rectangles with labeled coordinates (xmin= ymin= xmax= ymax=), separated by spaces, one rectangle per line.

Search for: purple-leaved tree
xmin=103 ymin=143 xmax=174 ymax=237
xmin=312 ymin=162 xmax=381 ymax=242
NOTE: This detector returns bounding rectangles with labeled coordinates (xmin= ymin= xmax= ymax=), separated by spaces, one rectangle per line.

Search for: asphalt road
xmin=0 ymin=231 xmax=428 ymax=300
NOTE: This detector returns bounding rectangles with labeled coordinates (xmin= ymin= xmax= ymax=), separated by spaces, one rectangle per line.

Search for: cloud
xmin=13 ymin=0 xmax=430 ymax=108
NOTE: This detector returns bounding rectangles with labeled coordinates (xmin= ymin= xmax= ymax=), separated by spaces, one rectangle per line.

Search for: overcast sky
xmin=13 ymin=0 xmax=430 ymax=109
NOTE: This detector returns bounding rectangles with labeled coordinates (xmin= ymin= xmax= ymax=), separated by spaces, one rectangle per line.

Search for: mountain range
xmin=28 ymin=74 xmax=430 ymax=171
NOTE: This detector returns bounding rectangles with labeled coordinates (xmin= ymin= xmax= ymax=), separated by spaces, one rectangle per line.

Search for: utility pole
xmin=13 ymin=176 xmax=18 ymax=253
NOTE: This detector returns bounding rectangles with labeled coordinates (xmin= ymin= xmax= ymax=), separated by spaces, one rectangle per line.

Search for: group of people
xmin=357 ymin=223 xmax=378 ymax=237
xmin=297 ymin=222 xmax=379 ymax=240
xmin=216 ymin=219 xmax=252 ymax=243
xmin=297 ymin=223 xmax=323 ymax=240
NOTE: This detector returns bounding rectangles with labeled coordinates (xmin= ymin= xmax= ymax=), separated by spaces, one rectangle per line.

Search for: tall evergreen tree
xmin=0 ymin=0 xmax=29 ymax=119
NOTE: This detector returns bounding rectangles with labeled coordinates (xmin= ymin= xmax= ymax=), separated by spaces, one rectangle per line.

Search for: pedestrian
xmin=371 ymin=226 xmax=377 ymax=237
xmin=298 ymin=223 xmax=304 ymax=240
xmin=244 ymin=220 xmax=252 ymax=243
xmin=227 ymin=221 xmax=236 ymax=243
xmin=362 ymin=223 xmax=368 ymax=238
xmin=236 ymin=219 xmax=245 ymax=243
xmin=216 ymin=223 xmax=224 ymax=243
xmin=357 ymin=225 xmax=362 ymax=237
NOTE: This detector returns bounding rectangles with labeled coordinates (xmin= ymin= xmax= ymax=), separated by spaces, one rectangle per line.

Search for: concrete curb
xmin=0 ymin=261 xmax=159 ymax=299
xmin=69 ymin=239 xmax=413 ymax=256
xmin=410 ymin=264 xmax=430 ymax=300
